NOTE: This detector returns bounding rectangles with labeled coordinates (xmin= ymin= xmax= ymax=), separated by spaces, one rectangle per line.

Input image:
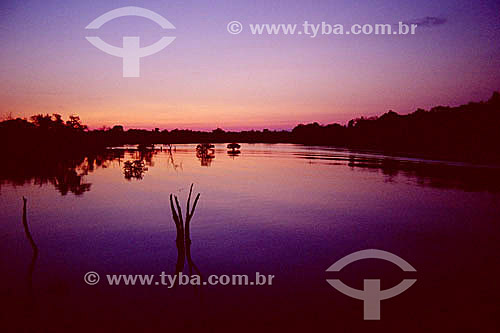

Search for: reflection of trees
xmin=136 ymin=149 xmax=156 ymax=167
xmin=298 ymin=153 xmax=500 ymax=192
xmin=0 ymin=150 xmax=123 ymax=196
xmin=121 ymin=148 xmax=159 ymax=180
xmin=196 ymin=144 xmax=215 ymax=167
xmin=196 ymin=150 xmax=215 ymax=167
xmin=227 ymin=150 xmax=241 ymax=159
xmin=52 ymin=168 xmax=92 ymax=195
xmin=0 ymin=156 xmax=94 ymax=196
xmin=166 ymin=146 xmax=182 ymax=171
xmin=0 ymin=148 xmax=161 ymax=193
xmin=343 ymin=155 xmax=500 ymax=192
xmin=123 ymin=160 xmax=148 ymax=180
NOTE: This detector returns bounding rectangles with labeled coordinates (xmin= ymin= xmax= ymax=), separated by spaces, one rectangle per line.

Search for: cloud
xmin=406 ymin=16 xmax=447 ymax=28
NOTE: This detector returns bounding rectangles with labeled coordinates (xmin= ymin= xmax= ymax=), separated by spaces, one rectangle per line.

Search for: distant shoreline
xmin=1 ymin=91 xmax=499 ymax=164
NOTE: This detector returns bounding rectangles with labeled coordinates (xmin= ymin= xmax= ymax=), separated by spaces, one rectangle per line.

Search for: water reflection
xmin=1 ymin=145 xmax=499 ymax=332
xmin=196 ymin=150 xmax=215 ymax=167
xmin=227 ymin=143 xmax=241 ymax=158
xmin=195 ymin=144 xmax=215 ymax=167
xmin=297 ymin=152 xmax=500 ymax=192
xmin=123 ymin=160 xmax=148 ymax=180
xmin=227 ymin=150 xmax=241 ymax=159
xmin=1 ymin=144 xmax=500 ymax=194
xmin=166 ymin=146 xmax=182 ymax=171
xmin=0 ymin=154 xmax=96 ymax=195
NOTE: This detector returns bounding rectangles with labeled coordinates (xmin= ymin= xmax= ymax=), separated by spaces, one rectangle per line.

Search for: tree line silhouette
xmin=1 ymin=91 xmax=499 ymax=163
xmin=291 ymin=91 xmax=500 ymax=162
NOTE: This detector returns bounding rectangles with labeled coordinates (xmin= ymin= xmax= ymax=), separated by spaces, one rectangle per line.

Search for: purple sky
xmin=1 ymin=0 xmax=499 ymax=130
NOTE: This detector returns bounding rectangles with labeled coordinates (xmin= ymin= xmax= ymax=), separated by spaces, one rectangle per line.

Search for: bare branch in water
xmin=168 ymin=183 xmax=201 ymax=274
xmin=22 ymin=196 xmax=39 ymax=317
xmin=190 ymin=193 xmax=201 ymax=219
xmin=186 ymin=192 xmax=200 ymax=243
xmin=187 ymin=183 xmax=193 ymax=216
xmin=174 ymin=195 xmax=184 ymax=228
xmin=22 ymin=197 xmax=38 ymax=254
xmin=170 ymin=194 xmax=183 ymax=242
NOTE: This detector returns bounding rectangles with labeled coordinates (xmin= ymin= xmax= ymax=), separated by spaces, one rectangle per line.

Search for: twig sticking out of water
xmin=22 ymin=197 xmax=38 ymax=255
xmin=22 ymin=197 xmax=39 ymax=318
xmin=169 ymin=184 xmax=200 ymax=243
xmin=169 ymin=184 xmax=201 ymax=277
xmin=185 ymin=184 xmax=200 ymax=243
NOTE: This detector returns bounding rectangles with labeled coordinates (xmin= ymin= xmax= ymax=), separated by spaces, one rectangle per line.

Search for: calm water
xmin=1 ymin=144 xmax=499 ymax=332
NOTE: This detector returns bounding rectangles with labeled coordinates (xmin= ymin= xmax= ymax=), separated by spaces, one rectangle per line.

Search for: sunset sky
xmin=1 ymin=0 xmax=499 ymax=130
